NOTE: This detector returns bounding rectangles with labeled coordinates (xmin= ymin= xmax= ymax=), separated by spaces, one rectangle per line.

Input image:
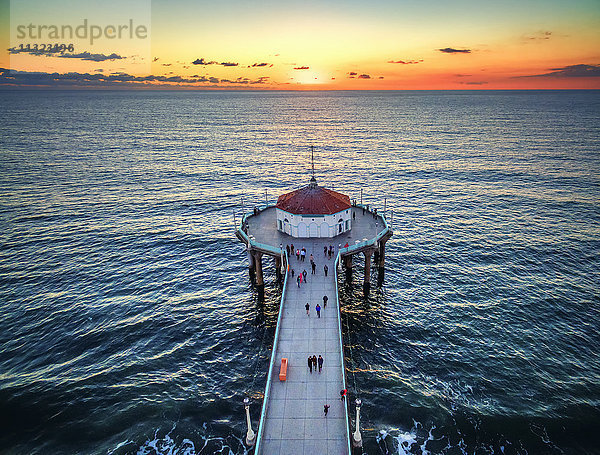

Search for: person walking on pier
xmin=305 ymin=302 xmax=310 ymax=316
xmin=297 ymin=275 xmax=301 ymax=287
xmin=290 ymin=243 xmax=294 ymax=256
xmin=286 ymin=245 xmax=290 ymax=256
xmin=318 ymin=355 xmax=323 ymax=372
xmin=296 ymin=249 xmax=300 ymax=261
xmin=323 ymin=404 xmax=330 ymax=417
xmin=312 ymin=355 xmax=317 ymax=371
xmin=316 ymin=303 xmax=321 ymax=318
xmin=324 ymin=246 xmax=327 ymax=256
xmin=309 ymin=253 xmax=314 ymax=263
xmin=302 ymin=269 xmax=308 ymax=282
xmin=323 ymin=295 xmax=328 ymax=308
xmin=340 ymin=389 xmax=347 ymax=401
xmin=324 ymin=264 xmax=328 ymax=276
xmin=308 ymin=356 xmax=313 ymax=373
xmin=311 ymin=261 xmax=316 ymax=274
xmin=301 ymin=248 xmax=306 ymax=261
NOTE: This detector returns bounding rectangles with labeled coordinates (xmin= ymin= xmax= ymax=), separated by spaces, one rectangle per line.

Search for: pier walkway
xmin=258 ymin=240 xmax=349 ymax=455
xmin=237 ymin=205 xmax=393 ymax=454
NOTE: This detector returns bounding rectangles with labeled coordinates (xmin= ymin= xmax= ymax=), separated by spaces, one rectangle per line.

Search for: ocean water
xmin=0 ymin=89 xmax=599 ymax=455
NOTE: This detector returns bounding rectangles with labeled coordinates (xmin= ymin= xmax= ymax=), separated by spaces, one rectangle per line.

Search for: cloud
xmin=459 ymin=81 xmax=488 ymax=85
xmin=348 ymin=72 xmax=357 ymax=76
xmin=523 ymin=31 xmax=552 ymax=41
xmin=358 ymin=74 xmax=370 ymax=79
xmin=192 ymin=58 xmax=217 ymax=65
xmin=293 ymin=66 xmax=310 ymax=70
xmin=387 ymin=59 xmax=423 ymax=64
xmin=9 ymin=48 xmax=125 ymax=62
xmin=162 ymin=63 xmax=171 ymax=66
xmin=517 ymin=64 xmax=600 ymax=78
xmin=0 ymin=67 xmax=271 ymax=88
xmin=438 ymin=47 xmax=471 ymax=54
xmin=220 ymin=62 xmax=238 ymax=67
xmin=153 ymin=57 xmax=159 ymax=62
xmin=251 ymin=62 xmax=273 ymax=67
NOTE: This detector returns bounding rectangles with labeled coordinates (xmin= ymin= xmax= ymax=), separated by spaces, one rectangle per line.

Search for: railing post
xmin=352 ymin=399 xmax=362 ymax=447
xmin=244 ymin=398 xmax=256 ymax=446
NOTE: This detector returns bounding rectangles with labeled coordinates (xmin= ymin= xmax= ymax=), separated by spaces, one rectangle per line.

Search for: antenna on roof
xmin=309 ymin=145 xmax=317 ymax=187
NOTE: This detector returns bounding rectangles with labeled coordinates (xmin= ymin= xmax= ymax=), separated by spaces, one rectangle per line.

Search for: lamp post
xmin=352 ymin=398 xmax=363 ymax=447
xmin=243 ymin=398 xmax=256 ymax=446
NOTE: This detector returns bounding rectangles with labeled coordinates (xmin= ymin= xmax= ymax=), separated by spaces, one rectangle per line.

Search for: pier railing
xmin=238 ymin=203 xmax=392 ymax=256
xmin=237 ymin=204 xmax=283 ymax=256
xmin=253 ymin=248 xmax=288 ymax=455
xmin=340 ymin=204 xmax=392 ymax=255
xmin=334 ymin=251 xmax=353 ymax=455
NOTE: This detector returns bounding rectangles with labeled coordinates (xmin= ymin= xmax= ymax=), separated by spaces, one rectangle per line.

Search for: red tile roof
xmin=276 ymin=183 xmax=351 ymax=215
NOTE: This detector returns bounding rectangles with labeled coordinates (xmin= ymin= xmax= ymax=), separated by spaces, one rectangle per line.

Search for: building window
xmin=345 ymin=220 xmax=350 ymax=230
xmin=278 ymin=220 xmax=282 ymax=231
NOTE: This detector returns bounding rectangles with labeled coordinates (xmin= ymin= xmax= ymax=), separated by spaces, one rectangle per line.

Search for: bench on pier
xmin=279 ymin=358 xmax=288 ymax=381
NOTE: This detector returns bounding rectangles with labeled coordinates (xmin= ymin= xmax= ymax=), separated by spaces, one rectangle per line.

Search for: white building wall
xmin=276 ymin=208 xmax=352 ymax=238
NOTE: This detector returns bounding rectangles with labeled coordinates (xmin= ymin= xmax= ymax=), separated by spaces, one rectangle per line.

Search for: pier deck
xmin=238 ymin=204 xmax=392 ymax=454
xmin=259 ymin=239 xmax=348 ymax=455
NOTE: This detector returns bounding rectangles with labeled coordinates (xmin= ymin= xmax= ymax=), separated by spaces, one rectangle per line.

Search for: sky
xmin=1 ymin=0 xmax=599 ymax=89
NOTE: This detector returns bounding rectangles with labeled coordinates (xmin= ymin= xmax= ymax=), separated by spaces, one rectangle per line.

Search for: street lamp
xmin=243 ymin=397 xmax=256 ymax=446
xmin=352 ymin=398 xmax=362 ymax=447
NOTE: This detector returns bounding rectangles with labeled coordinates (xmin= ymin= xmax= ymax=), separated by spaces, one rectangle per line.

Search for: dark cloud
xmin=162 ymin=63 xmax=171 ymax=66
xmin=378 ymin=76 xmax=384 ymax=79
xmin=358 ymin=74 xmax=370 ymax=79
xmin=517 ymin=64 xmax=600 ymax=78
xmin=153 ymin=57 xmax=159 ymax=62
xmin=293 ymin=66 xmax=310 ymax=70
xmin=251 ymin=62 xmax=273 ymax=67
xmin=387 ymin=59 xmax=422 ymax=64
xmin=192 ymin=58 xmax=218 ymax=65
xmin=348 ymin=72 xmax=357 ymax=76
xmin=220 ymin=62 xmax=238 ymax=67
xmin=438 ymin=48 xmax=471 ymax=54
xmin=9 ymin=47 xmax=125 ymax=62
xmin=0 ymin=67 xmax=273 ymax=88
xmin=459 ymin=81 xmax=488 ymax=85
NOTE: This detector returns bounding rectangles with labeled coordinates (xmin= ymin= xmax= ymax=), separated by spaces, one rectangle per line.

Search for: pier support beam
xmin=343 ymin=254 xmax=353 ymax=281
xmin=275 ymin=256 xmax=282 ymax=283
xmin=254 ymin=251 xmax=264 ymax=298
xmin=248 ymin=250 xmax=256 ymax=282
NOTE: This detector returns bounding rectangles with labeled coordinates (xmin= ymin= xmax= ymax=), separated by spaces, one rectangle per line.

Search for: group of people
xmin=305 ymin=296 xmax=328 ymax=317
xmin=288 ymin=244 xmax=336 ymax=281
xmin=295 ymin=269 xmax=308 ymax=287
xmin=307 ymin=354 xmax=324 ymax=373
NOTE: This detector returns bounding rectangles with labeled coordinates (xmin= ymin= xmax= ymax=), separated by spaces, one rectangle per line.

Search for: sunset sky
xmin=1 ymin=0 xmax=599 ymax=89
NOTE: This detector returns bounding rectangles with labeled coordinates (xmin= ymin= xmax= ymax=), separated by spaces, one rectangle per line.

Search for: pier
xmin=237 ymin=201 xmax=392 ymax=453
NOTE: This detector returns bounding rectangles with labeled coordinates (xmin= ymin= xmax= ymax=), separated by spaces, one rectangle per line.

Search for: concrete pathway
xmin=259 ymin=239 xmax=349 ymax=455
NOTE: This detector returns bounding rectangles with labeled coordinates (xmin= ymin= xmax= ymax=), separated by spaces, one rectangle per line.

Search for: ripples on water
xmin=0 ymin=90 xmax=598 ymax=454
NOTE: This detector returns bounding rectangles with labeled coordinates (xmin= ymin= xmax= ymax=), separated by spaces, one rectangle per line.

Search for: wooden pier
xmin=237 ymin=204 xmax=392 ymax=454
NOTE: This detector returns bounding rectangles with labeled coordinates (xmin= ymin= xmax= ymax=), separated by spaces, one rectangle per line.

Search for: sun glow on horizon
xmin=1 ymin=0 xmax=599 ymax=89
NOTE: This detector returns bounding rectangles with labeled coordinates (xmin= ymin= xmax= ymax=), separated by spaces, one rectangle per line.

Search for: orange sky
xmin=1 ymin=0 xmax=599 ymax=89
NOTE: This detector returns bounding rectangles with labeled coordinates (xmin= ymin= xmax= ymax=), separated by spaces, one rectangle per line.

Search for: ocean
xmin=0 ymin=90 xmax=598 ymax=454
